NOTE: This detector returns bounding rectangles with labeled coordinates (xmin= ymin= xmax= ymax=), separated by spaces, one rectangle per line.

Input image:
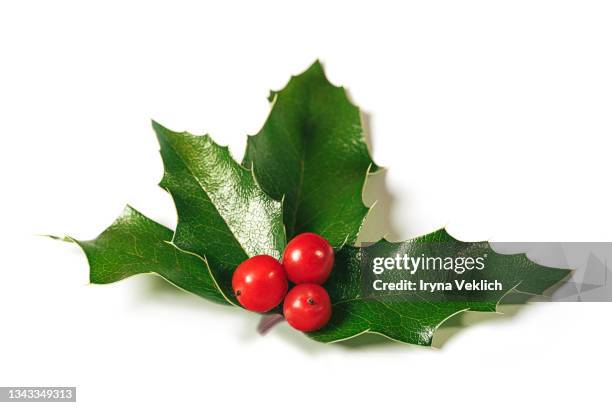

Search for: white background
xmin=1 ymin=1 xmax=611 ymax=407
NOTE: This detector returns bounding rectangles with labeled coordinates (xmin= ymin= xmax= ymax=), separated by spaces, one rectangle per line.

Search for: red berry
xmin=282 ymin=232 xmax=334 ymax=284
xmin=283 ymin=284 xmax=332 ymax=332
xmin=232 ymin=255 xmax=288 ymax=313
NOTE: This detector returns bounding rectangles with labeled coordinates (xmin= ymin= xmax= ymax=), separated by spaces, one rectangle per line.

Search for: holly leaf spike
xmin=308 ymin=229 xmax=571 ymax=345
xmin=65 ymin=205 xmax=230 ymax=305
xmin=243 ymin=61 xmax=378 ymax=247
xmin=153 ymin=121 xmax=287 ymax=301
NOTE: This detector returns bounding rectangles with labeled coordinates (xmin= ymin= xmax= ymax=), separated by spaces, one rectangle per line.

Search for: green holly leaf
xmin=153 ymin=121 xmax=286 ymax=301
xmin=66 ymin=206 xmax=229 ymax=305
xmin=308 ymin=229 xmax=570 ymax=345
xmin=243 ymin=61 xmax=377 ymax=247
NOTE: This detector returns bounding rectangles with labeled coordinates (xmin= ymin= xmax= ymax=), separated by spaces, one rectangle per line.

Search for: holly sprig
xmin=56 ymin=61 xmax=569 ymax=346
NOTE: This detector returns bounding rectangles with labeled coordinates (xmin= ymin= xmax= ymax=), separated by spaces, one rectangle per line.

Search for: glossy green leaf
xmin=69 ymin=206 xmax=229 ymax=305
xmin=154 ymin=121 xmax=286 ymax=301
xmin=308 ymin=229 xmax=570 ymax=345
xmin=243 ymin=61 xmax=377 ymax=247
